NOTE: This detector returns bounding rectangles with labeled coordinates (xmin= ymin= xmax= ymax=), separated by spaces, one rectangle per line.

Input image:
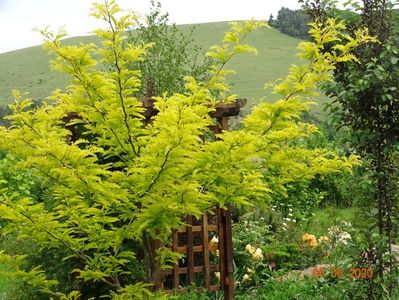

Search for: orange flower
xmin=302 ymin=233 xmax=318 ymax=248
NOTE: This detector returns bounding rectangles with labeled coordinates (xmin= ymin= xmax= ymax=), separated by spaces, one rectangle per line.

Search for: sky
xmin=0 ymin=0 xmax=305 ymax=54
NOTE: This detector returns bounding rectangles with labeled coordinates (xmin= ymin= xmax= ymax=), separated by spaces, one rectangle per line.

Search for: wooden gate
xmin=156 ymin=206 xmax=234 ymax=299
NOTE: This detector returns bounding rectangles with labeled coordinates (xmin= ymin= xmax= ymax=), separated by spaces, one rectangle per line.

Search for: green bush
xmin=0 ymin=151 xmax=43 ymax=201
xmin=262 ymin=242 xmax=302 ymax=270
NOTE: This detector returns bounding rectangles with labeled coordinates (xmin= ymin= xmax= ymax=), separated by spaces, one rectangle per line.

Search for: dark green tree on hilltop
xmin=271 ymin=7 xmax=310 ymax=39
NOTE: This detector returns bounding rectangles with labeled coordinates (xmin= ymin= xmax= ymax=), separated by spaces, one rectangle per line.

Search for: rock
xmin=276 ymin=264 xmax=332 ymax=281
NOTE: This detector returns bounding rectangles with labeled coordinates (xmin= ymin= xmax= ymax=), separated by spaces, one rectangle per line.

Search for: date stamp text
xmin=311 ymin=266 xmax=373 ymax=279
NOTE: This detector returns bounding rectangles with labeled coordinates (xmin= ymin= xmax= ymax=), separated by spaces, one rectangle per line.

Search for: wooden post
xmin=172 ymin=230 xmax=179 ymax=289
xmin=186 ymin=216 xmax=195 ymax=285
xmin=218 ymin=116 xmax=229 ymax=131
xmin=203 ymin=212 xmax=211 ymax=289
xmin=223 ymin=206 xmax=234 ymax=300
xmin=216 ymin=115 xmax=234 ymax=299
xmin=217 ymin=207 xmax=226 ymax=291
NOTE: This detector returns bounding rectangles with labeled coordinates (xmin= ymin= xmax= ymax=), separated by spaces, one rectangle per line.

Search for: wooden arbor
xmin=142 ymin=98 xmax=246 ymax=299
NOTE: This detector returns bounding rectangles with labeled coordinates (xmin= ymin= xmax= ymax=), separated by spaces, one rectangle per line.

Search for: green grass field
xmin=0 ymin=21 xmax=329 ymax=117
xmin=0 ymin=22 xmax=302 ymax=102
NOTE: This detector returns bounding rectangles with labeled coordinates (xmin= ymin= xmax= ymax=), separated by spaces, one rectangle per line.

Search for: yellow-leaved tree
xmin=0 ymin=1 xmax=375 ymax=299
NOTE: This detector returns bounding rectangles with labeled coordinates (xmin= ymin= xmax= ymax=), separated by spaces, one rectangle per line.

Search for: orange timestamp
xmin=311 ymin=266 xmax=374 ymax=279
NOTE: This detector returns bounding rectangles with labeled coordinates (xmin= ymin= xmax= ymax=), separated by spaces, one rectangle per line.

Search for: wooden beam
xmin=203 ymin=212 xmax=211 ymax=289
xmin=172 ymin=230 xmax=179 ymax=289
xmin=162 ymin=265 xmax=219 ymax=276
xmin=186 ymin=216 xmax=195 ymax=285
xmin=223 ymin=206 xmax=234 ymax=300
xmin=217 ymin=207 xmax=226 ymax=291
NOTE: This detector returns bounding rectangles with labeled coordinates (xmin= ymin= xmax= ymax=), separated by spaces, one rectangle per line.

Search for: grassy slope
xmin=0 ymin=35 xmax=100 ymax=104
xmin=0 ymin=21 xmax=331 ymax=117
xmin=178 ymin=22 xmax=304 ymax=108
xmin=0 ymin=22 xmax=303 ymax=103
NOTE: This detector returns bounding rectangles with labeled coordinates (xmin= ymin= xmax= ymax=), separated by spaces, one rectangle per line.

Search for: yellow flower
xmin=245 ymin=244 xmax=255 ymax=254
xmin=252 ymin=248 xmax=264 ymax=261
xmin=247 ymin=267 xmax=254 ymax=274
xmin=210 ymin=236 xmax=219 ymax=255
xmin=319 ymin=236 xmax=330 ymax=243
xmin=242 ymin=274 xmax=250 ymax=281
xmin=215 ymin=272 xmax=220 ymax=281
xmin=209 ymin=236 xmax=219 ymax=247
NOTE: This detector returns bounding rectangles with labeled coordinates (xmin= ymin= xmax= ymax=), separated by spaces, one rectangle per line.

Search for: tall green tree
xmin=303 ymin=0 xmax=399 ymax=297
xmin=127 ymin=1 xmax=209 ymax=97
xmin=0 ymin=1 xmax=373 ymax=298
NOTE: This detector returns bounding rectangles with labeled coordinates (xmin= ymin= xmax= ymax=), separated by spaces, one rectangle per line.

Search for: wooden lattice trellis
xmin=156 ymin=206 xmax=234 ymax=298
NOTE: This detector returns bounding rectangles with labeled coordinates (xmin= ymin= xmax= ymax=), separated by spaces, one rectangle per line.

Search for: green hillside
xmin=0 ymin=21 xmax=305 ymax=110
